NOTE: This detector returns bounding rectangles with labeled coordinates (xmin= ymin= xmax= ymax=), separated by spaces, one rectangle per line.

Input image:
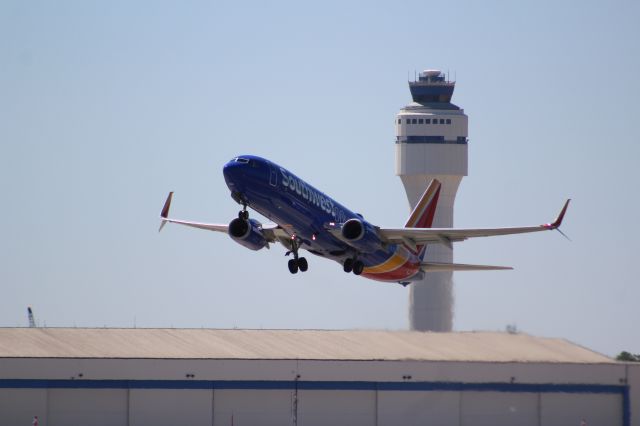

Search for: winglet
xmin=159 ymin=192 xmax=174 ymax=232
xmin=546 ymin=199 xmax=571 ymax=230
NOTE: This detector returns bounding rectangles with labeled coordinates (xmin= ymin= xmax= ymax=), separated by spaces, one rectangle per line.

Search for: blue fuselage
xmin=222 ymin=155 xmax=423 ymax=283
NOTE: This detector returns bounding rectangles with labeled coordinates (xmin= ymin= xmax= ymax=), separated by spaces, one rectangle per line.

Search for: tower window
xmin=397 ymin=119 xmax=401 ymax=124
xmin=418 ymin=119 xmax=424 ymax=124
xmin=406 ymin=135 xmax=445 ymax=143
xmin=439 ymin=119 xmax=445 ymax=124
xmin=426 ymin=119 xmax=431 ymax=124
xmin=406 ymin=119 xmax=411 ymax=124
xmin=446 ymin=119 xmax=451 ymax=124
xmin=411 ymin=119 xmax=417 ymax=124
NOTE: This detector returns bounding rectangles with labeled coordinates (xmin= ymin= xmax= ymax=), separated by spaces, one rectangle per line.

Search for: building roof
xmin=0 ymin=328 xmax=612 ymax=363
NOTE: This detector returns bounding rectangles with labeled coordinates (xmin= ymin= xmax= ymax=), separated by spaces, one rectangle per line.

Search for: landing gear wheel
xmin=298 ymin=257 xmax=308 ymax=272
xmin=352 ymin=260 xmax=364 ymax=276
xmin=343 ymin=258 xmax=354 ymax=273
xmin=238 ymin=210 xmax=249 ymax=220
xmin=288 ymin=259 xmax=299 ymax=274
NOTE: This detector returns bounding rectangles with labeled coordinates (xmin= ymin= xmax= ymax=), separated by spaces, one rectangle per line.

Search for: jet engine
xmin=340 ymin=218 xmax=382 ymax=253
xmin=228 ymin=218 xmax=269 ymax=251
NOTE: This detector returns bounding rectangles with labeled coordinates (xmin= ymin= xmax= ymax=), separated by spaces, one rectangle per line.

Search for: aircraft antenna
xmin=27 ymin=307 xmax=36 ymax=328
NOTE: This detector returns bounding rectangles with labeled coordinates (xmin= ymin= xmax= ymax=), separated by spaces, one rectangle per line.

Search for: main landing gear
xmin=286 ymin=236 xmax=308 ymax=274
xmin=288 ymin=257 xmax=308 ymax=274
xmin=343 ymin=258 xmax=364 ymax=276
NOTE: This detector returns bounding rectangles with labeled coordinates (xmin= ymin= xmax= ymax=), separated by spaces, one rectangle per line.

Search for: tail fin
xmin=404 ymin=179 xmax=441 ymax=259
xmin=405 ymin=179 xmax=441 ymax=228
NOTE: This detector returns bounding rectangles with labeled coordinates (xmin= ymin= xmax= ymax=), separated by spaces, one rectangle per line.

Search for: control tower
xmin=395 ymin=70 xmax=468 ymax=331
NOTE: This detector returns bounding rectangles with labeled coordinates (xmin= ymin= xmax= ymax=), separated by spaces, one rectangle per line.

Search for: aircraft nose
xmin=223 ymin=158 xmax=247 ymax=190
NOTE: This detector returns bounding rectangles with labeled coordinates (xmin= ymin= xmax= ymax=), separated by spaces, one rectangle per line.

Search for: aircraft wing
xmin=158 ymin=192 xmax=288 ymax=241
xmin=159 ymin=192 xmax=228 ymax=233
xmin=379 ymin=200 xmax=570 ymax=249
xmin=160 ymin=217 xmax=229 ymax=233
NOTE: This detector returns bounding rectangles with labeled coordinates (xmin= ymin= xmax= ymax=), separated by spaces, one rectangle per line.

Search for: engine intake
xmin=340 ymin=218 xmax=381 ymax=253
xmin=228 ymin=218 xmax=268 ymax=251
xmin=342 ymin=218 xmax=365 ymax=241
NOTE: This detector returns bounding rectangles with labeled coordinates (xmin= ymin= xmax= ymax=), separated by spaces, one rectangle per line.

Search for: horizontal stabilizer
xmin=421 ymin=262 xmax=513 ymax=272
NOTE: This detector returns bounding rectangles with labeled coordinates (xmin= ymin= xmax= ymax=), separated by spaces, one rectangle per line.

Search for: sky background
xmin=1 ymin=1 xmax=638 ymax=357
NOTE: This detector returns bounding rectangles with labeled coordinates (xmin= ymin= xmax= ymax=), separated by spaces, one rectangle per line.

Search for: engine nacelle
xmin=228 ymin=218 xmax=268 ymax=251
xmin=342 ymin=218 xmax=365 ymax=240
xmin=340 ymin=218 xmax=382 ymax=253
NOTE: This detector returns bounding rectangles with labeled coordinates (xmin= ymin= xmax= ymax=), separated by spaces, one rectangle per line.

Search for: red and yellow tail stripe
xmin=362 ymin=245 xmax=421 ymax=282
xmin=359 ymin=180 xmax=442 ymax=282
xmin=405 ymin=179 xmax=441 ymax=228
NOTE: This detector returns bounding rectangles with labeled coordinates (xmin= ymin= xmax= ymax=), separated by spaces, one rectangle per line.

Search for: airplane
xmin=159 ymin=155 xmax=570 ymax=285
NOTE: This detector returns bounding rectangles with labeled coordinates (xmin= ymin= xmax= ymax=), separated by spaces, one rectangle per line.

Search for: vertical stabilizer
xmin=404 ymin=179 xmax=441 ymax=228
xmin=403 ymin=179 xmax=441 ymax=260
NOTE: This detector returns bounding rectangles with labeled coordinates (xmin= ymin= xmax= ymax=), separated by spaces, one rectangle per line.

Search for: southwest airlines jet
xmin=160 ymin=155 xmax=569 ymax=285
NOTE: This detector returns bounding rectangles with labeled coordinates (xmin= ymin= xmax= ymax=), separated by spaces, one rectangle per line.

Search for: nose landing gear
xmin=238 ymin=203 xmax=249 ymax=220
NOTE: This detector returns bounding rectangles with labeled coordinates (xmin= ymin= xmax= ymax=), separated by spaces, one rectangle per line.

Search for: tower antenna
xmin=27 ymin=307 xmax=36 ymax=328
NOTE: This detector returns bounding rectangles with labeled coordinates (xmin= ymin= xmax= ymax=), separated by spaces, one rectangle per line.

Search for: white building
xmin=0 ymin=328 xmax=637 ymax=426
xmin=396 ymin=70 xmax=468 ymax=332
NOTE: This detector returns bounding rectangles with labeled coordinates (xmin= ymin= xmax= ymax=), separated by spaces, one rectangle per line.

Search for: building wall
xmin=629 ymin=363 xmax=640 ymax=426
xmin=128 ymin=389 xmax=212 ymax=426
xmin=48 ymin=389 xmax=128 ymax=426
xmin=0 ymin=388 xmax=46 ymax=426
xmin=0 ymin=358 xmax=636 ymax=426
xmin=213 ymin=389 xmax=292 ymax=426
xmin=0 ymin=383 xmax=629 ymax=426
xmin=540 ymin=393 xmax=622 ymax=426
xmin=377 ymin=391 xmax=460 ymax=426
xmin=298 ymin=390 xmax=375 ymax=426
xmin=460 ymin=391 xmax=538 ymax=426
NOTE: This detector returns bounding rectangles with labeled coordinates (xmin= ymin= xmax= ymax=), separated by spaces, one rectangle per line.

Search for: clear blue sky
xmin=1 ymin=1 xmax=638 ymax=356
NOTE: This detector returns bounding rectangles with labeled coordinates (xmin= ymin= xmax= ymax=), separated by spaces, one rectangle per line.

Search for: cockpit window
xmin=233 ymin=157 xmax=250 ymax=164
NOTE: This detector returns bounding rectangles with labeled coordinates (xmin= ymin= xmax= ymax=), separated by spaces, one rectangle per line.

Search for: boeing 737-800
xmin=159 ymin=155 xmax=569 ymax=285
